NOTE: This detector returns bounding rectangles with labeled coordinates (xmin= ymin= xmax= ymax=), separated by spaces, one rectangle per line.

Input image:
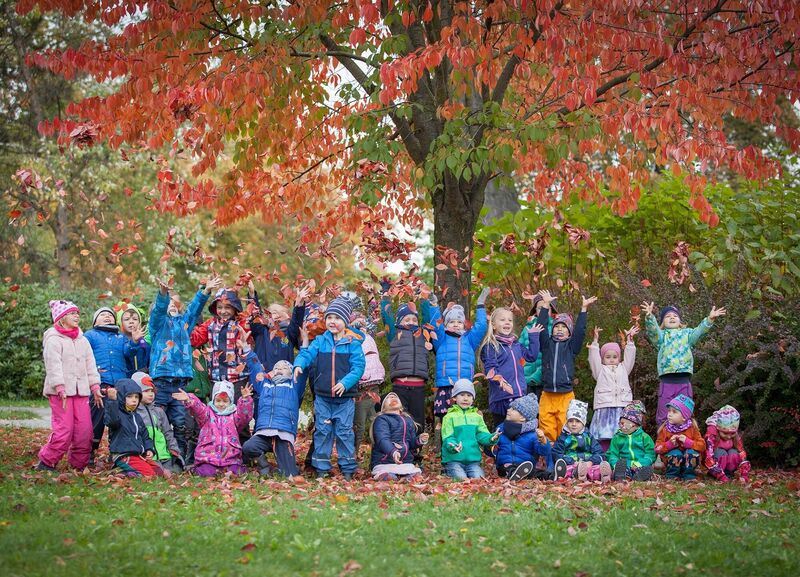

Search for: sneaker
xmin=315 ymin=471 xmax=328 ymax=479
xmin=576 ymin=461 xmax=590 ymax=481
xmin=509 ymin=461 xmax=534 ymax=481
xmin=342 ymin=472 xmax=354 ymax=481
xmin=738 ymin=461 xmax=751 ymax=483
xmin=599 ymin=461 xmax=612 ymax=483
xmin=633 ymin=465 xmax=653 ymax=481
xmin=612 ymin=458 xmax=628 ymax=481
xmin=553 ymin=459 xmax=568 ymax=481
xmin=34 ymin=461 xmax=56 ymax=472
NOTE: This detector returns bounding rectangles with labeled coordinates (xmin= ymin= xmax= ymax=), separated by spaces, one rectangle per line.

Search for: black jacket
xmin=105 ymin=379 xmax=154 ymax=458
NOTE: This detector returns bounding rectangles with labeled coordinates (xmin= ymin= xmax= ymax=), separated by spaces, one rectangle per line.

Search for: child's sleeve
xmin=640 ymin=433 xmax=656 ymax=467
xmin=570 ymin=311 xmax=588 ymax=355
xmin=688 ymin=317 xmax=713 ymax=346
xmin=736 ymin=433 xmax=747 ymax=461
xmin=104 ymin=400 xmax=121 ymax=429
xmin=606 ymin=435 xmax=621 ymax=467
xmin=361 ymin=335 xmax=385 ymax=383
xmin=683 ymin=424 xmax=706 ymax=454
xmin=476 ymin=415 xmax=496 ymax=447
xmin=480 ymin=345 xmax=501 ymax=384
xmin=430 ymin=305 xmax=445 ymax=351
xmin=293 ymin=336 xmax=321 ymax=372
xmin=441 ymin=414 xmax=458 ymax=453
xmin=122 ymin=335 xmax=139 ymax=360
xmin=148 ymin=290 xmax=169 ymax=337
xmin=551 ymin=432 xmax=569 ymax=463
xmin=372 ymin=415 xmax=398 ymax=458
xmin=380 ymin=297 xmax=397 ymax=343
xmin=286 ymin=303 xmax=305 ymax=349
xmin=190 ymin=318 xmax=211 ymax=348
xmin=43 ymin=337 xmax=65 ymax=389
xmin=654 ymin=425 xmax=672 ymax=454
xmin=522 ymin=330 xmax=541 ymax=362
xmin=141 ymin=417 xmax=155 ymax=454
xmin=587 ymin=343 xmax=602 ymax=379
xmin=243 ymin=351 xmax=266 ymax=396
xmin=589 ymin=435 xmax=604 ymax=465
xmin=536 ymin=438 xmax=554 ymax=470
xmin=183 ymin=393 xmax=210 ymax=428
xmin=622 ymin=341 xmax=636 ymax=375
xmin=536 ymin=306 xmax=552 ymax=351
xmin=423 ymin=299 xmax=439 ymax=327
xmin=185 ymin=290 xmax=210 ymax=333
xmin=84 ymin=345 xmax=101 ymax=387
xmin=644 ymin=314 xmax=661 ymax=347
xmin=467 ymin=305 xmax=489 ymax=350
xmin=340 ymin=338 xmax=366 ymax=391
xmin=234 ymin=397 xmax=254 ymax=432
xmin=158 ymin=408 xmax=180 ymax=454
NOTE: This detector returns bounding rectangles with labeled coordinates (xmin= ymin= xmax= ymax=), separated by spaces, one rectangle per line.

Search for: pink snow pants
xmin=38 ymin=395 xmax=93 ymax=469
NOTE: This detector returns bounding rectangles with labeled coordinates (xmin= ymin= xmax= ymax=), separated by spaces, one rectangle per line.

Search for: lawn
xmin=1 ymin=427 xmax=798 ymax=577
xmin=0 ymin=408 xmax=38 ymax=420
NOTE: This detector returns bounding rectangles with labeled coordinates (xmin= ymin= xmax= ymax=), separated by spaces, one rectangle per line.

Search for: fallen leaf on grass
xmin=340 ymin=560 xmax=362 ymax=576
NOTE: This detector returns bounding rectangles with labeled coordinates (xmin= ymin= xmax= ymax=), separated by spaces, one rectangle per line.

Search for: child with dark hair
xmin=655 ymin=394 xmax=706 ymax=481
xmin=104 ymin=379 xmax=160 ymax=477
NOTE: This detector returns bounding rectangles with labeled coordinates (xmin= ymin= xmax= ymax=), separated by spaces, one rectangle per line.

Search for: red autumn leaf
xmin=640 ymin=279 xmax=652 ymax=287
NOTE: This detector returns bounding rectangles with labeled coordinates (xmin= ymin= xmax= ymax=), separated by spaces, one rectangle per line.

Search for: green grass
xmin=0 ymin=408 xmax=38 ymax=420
xmin=0 ymin=398 xmax=48 ymax=408
xmin=1 ymin=427 xmax=799 ymax=577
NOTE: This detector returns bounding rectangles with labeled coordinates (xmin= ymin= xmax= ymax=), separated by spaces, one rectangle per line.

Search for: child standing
xmin=519 ymin=294 xmax=555 ymax=399
xmin=492 ymin=393 xmax=553 ymax=480
xmin=132 ymin=372 xmax=183 ymax=473
xmin=588 ymin=326 xmax=638 ymax=452
xmin=293 ymin=297 xmax=365 ymax=479
xmin=704 ymin=405 xmax=750 ymax=482
xmin=116 ymin=301 xmax=150 ymax=376
xmin=440 ymin=379 xmax=500 ymax=480
xmin=104 ymin=379 xmax=160 ymax=477
xmin=370 ymin=392 xmax=429 ymax=481
xmin=36 ymin=300 xmax=100 ymax=472
xmin=249 ymin=282 xmax=308 ymax=370
xmin=351 ymin=306 xmax=386 ymax=455
xmin=172 ymin=381 xmax=254 ymax=476
xmin=552 ymin=399 xmax=611 ymax=482
xmin=607 ymin=401 xmax=655 ymax=481
xmin=479 ymin=307 xmax=543 ymax=426
xmin=655 ymin=394 xmax=706 ymax=480
xmin=535 ymin=290 xmax=596 ymax=442
xmin=642 ymin=301 xmax=726 ymax=426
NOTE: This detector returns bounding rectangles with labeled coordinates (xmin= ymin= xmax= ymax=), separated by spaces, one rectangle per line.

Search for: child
xmin=519 ymin=294 xmax=555 ymax=398
xmin=172 ymin=380 xmax=254 ymax=476
xmin=370 ymin=392 xmax=429 ymax=481
xmin=642 ymin=301 xmax=726 ymax=426
xmin=552 ymin=399 xmax=611 ymax=482
xmin=85 ymin=306 xmax=141 ymax=462
xmin=293 ymin=297 xmax=365 ymax=479
xmin=588 ymin=325 xmax=638 ymax=452
xmin=240 ymin=347 xmax=306 ymax=478
xmin=654 ymin=394 xmax=706 ymax=480
xmin=479 ymin=307 xmax=543 ymax=426
xmin=149 ymin=276 xmax=221 ymax=456
xmin=441 ymin=379 xmax=500 ymax=480
xmin=36 ymin=300 xmax=100 ymax=472
xmin=249 ymin=282 xmax=308 ymax=371
xmin=492 ymin=393 xmax=553 ymax=481
xmin=535 ymin=290 xmax=596 ymax=442
xmin=607 ymin=401 xmax=655 ymax=481
xmin=132 ymin=372 xmax=183 ymax=473
xmin=705 ymin=405 xmax=751 ymax=482
xmin=116 ymin=301 xmax=150 ymax=376
xmin=104 ymin=379 xmax=160 ymax=477
xmin=431 ymin=287 xmax=490 ymax=418
xmin=351 ymin=306 xmax=386 ymax=455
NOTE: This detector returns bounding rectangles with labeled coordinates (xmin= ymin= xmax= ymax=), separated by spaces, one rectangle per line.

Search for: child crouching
xmin=704 ymin=405 xmax=750 ymax=482
xmin=493 ymin=393 xmax=553 ymax=481
xmin=552 ymin=400 xmax=611 ymax=482
xmin=104 ymin=379 xmax=161 ymax=477
xmin=655 ymin=394 xmax=706 ymax=480
xmin=370 ymin=393 xmax=429 ymax=481
xmin=607 ymin=401 xmax=655 ymax=481
xmin=132 ymin=372 xmax=183 ymax=474
xmin=441 ymin=379 xmax=499 ymax=480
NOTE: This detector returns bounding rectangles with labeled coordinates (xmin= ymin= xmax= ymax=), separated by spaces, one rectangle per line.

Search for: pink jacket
xmin=42 ymin=327 xmax=101 ymax=397
xmin=184 ymin=393 xmax=253 ymax=468
xmin=360 ymin=334 xmax=386 ymax=384
xmin=589 ymin=342 xmax=635 ymax=410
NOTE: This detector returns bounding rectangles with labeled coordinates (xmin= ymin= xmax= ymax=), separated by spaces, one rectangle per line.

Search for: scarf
xmin=665 ymin=419 xmax=692 ymax=434
xmin=503 ymin=420 xmax=537 ymax=439
xmin=271 ymin=373 xmax=292 ymax=385
xmin=496 ymin=334 xmax=517 ymax=346
xmin=54 ymin=323 xmax=79 ymax=340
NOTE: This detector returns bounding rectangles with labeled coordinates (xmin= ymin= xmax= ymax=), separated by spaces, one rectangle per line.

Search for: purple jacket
xmin=480 ymin=333 xmax=541 ymax=408
xmin=184 ymin=392 xmax=253 ymax=468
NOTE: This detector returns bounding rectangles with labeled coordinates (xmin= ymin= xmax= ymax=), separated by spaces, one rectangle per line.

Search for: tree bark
xmin=482 ymin=175 xmax=520 ymax=224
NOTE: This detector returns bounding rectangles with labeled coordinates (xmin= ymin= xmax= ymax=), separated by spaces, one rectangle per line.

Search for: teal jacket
xmin=644 ymin=314 xmax=713 ymax=376
xmin=606 ymin=426 xmax=655 ymax=469
xmin=519 ymin=317 xmax=554 ymax=385
xmin=441 ymin=405 xmax=497 ymax=464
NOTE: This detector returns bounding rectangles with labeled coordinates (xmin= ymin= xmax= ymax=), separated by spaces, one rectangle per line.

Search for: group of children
xmin=35 ymin=275 xmax=750 ymax=484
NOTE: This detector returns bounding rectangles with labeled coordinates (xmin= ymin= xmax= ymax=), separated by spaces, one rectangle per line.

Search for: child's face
xmin=272 ymin=364 xmax=292 ymax=379
xmin=454 ymin=392 xmax=474 ymax=409
xmin=216 ymin=302 xmax=236 ymax=321
xmin=95 ymin=311 xmax=116 ymax=326
xmin=492 ymin=310 xmax=515 ymax=336
xmin=566 ymin=418 xmax=585 ymax=434
xmin=214 ymin=394 xmax=231 ymax=411
xmin=445 ymin=319 xmax=465 ymax=333
xmin=121 ymin=310 xmax=141 ymax=334
xmin=505 ymin=407 xmax=526 ymax=423
xmin=325 ymin=314 xmax=345 ymax=335
xmin=125 ymin=393 xmax=140 ymax=412
xmin=602 ymin=349 xmax=620 ymax=366
xmin=60 ymin=311 xmax=81 ymax=329
xmin=667 ymin=406 xmax=686 ymax=426
xmin=662 ymin=312 xmax=681 ymax=329
xmin=399 ymin=314 xmax=418 ymax=328
xmin=718 ymin=428 xmax=737 ymax=440
xmin=141 ymin=389 xmax=155 ymax=405
xmin=552 ymin=323 xmax=570 ymax=340
xmin=167 ymin=296 xmax=181 ymax=316
xmin=619 ymin=418 xmax=639 ymax=434
xmin=268 ymin=304 xmax=290 ymax=323
xmin=383 ymin=394 xmax=403 ymax=413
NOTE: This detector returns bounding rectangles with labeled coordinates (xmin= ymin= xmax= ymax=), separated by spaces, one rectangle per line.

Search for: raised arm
xmin=380 ymin=296 xmax=397 ymax=343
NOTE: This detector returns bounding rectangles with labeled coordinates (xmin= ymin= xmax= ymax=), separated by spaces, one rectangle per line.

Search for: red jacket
xmin=655 ymin=422 xmax=706 ymax=455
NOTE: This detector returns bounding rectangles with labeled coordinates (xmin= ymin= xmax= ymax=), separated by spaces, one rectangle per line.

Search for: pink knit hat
xmin=49 ymin=300 xmax=79 ymax=324
xmin=600 ymin=342 xmax=621 ymax=358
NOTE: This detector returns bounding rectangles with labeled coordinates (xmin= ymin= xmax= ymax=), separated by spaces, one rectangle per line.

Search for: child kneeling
xmin=441 ymin=379 xmax=499 ymax=480
xmin=607 ymin=401 xmax=655 ymax=481
xmin=552 ymin=400 xmax=611 ymax=482
xmin=493 ymin=393 xmax=553 ymax=480
xmin=370 ymin=393 xmax=429 ymax=481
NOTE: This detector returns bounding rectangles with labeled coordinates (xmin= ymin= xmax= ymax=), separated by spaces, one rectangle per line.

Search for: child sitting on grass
xmin=655 ymin=394 xmax=706 ymax=481
xmin=607 ymin=401 xmax=655 ymax=481
xmin=704 ymin=405 xmax=751 ymax=482
xmin=552 ymin=399 xmax=611 ymax=482
xmin=132 ymin=372 xmax=183 ymax=473
xmin=105 ymin=379 xmax=159 ymax=477
xmin=492 ymin=393 xmax=553 ymax=481
xmin=370 ymin=392 xmax=429 ymax=481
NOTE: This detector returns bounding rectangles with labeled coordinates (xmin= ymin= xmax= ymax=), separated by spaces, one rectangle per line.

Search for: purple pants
xmin=656 ymin=381 xmax=693 ymax=426
xmin=194 ymin=463 xmax=247 ymax=477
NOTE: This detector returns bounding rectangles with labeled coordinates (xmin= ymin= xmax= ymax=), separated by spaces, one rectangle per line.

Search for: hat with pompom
xmin=49 ymin=300 xmax=79 ymax=324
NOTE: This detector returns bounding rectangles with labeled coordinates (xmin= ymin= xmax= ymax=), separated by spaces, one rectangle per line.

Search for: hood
xmin=208 ymin=289 xmax=243 ymax=317
xmin=209 ymin=380 xmax=236 ymax=416
xmin=114 ymin=378 xmax=142 ymax=411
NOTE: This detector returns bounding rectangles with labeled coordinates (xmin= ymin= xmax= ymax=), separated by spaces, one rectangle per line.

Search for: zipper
xmin=330 ymin=336 xmax=337 ymax=396
xmin=552 ymin=342 xmax=560 ymax=392
xmin=510 ymin=344 xmax=521 ymax=396
xmin=401 ymin=417 xmax=409 ymax=459
xmin=412 ymin=329 xmax=417 ymax=374
xmin=456 ymin=338 xmax=462 ymax=379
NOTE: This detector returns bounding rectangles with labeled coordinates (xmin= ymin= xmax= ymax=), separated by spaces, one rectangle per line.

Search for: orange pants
xmin=539 ymin=391 xmax=575 ymax=442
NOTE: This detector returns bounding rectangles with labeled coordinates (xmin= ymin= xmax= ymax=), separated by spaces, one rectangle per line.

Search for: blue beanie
xmin=325 ymin=297 xmax=353 ymax=323
xmin=659 ymin=305 xmax=680 ymax=324
xmin=395 ymin=303 xmax=418 ymax=326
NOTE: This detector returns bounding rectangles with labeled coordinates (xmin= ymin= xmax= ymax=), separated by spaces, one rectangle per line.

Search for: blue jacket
xmin=431 ymin=305 xmax=488 ymax=389
xmin=537 ymin=307 xmax=587 ymax=393
xmin=293 ymin=328 xmax=366 ymax=399
xmin=104 ymin=379 xmax=154 ymax=458
xmin=126 ymin=338 xmax=151 ymax=377
xmin=242 ymin=351 xmax=305 ymax=435
xmin=370 ymin=412 xmax=423 ymax=469
xmin=85 ymin=326 xmax=138 ymax=385
xmin=552 ymin=429 xmax=604 ymax=465
xmin=251 ymin=295 xmax=304 ymax=369
xmin=148 ymin=290 xmax=209 ymax=379
xmin=494 ymin=422 xmax=553 ymax=470
xmin=480 ymin=333 xmax=540 ymax=408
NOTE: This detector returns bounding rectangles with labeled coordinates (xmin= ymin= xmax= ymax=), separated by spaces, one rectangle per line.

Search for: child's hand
xmin=92 ymin=388 xmax=104 ymax=408
xmin=592 ymin=326 xmax=602 ymax=343
xmin=58 ymin=390 xmax=67 ymax=410
xmin=428 ymin=292 xmax=438 ymax=306
xmin=204 ymin=276 xmax=223 ymax=295
xmin=581 ymin=295 xmax=597 ymax=311
xmin=491 ymin=431 xmax=501 ymax=442
xmin=419 ymin=432 xmax=430 ymax=445
xmin=452 ymin=442 xmax=463 ymax=453
xmin=145 ymin=450 xmax=154 ymax=460
xmin=293 ymin=366 xmax=303 ymax=381
xmin=295 ymin=284 xmax=311 ymax=306
xmin=498 ymin=377 xmax=514 ymax=395
xmin=641 ymin=301 xmax=655 ymax=316
xmin=677 ymin=434 xmax=687 ymax=444
xmin=105 ymin=387 xmax=117 ymax=401
xmin=379 ymin=277 xmax=392 ymax=294
xmin=240 ymin=384 xmax=253 ymax=399
xmin=300 ymin=327 xmax=309 ymax=347
xmin=536 ymin=428 xmax=547 ymax=443
xmin=333 ymin=382 xmax=345 ymax=397
xmin=476 ymin=287 xmax=491 ymax=306
xmin=392 ymin=450 xmax=403 ymax=464
xmin=247 ymin=280 xmax=256 ymax=297
xmin=172 ymin=388 xmax=189 ymax=402
xmin=236 ymin=337 xmax=250 ymax=354
xmin=528 ymin=322 xmax=544 ymax=334
xmin=157 ymin=277 xmax=170 ymax=295
xmin=625 ymin=325 xmax=640 ymax=341
xmin=709 ymin=306 xmax=727 ymax=320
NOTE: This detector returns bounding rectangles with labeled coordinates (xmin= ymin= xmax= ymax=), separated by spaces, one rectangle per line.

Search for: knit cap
xmin=380 ymin=392 xmax=402 ymax=412
xmin=667 ymin=394 xmax=695 ymax=421
xmin=659 ymin=305 xmax=681 ymax=324
xmin=49 ymin=300 xmax=79 ymax=324
xmin=444 ymin=304 xmax=466 ymax=326
xmin=566 ymin=399 xmax=589 ymax=425
xmin=209 ymin=381 xmax=236 ymax=415
xmin=325 ymin=297 xmax=353 ymax=323
xmin=620 ymin=400 xmax=646 ymax=426
xmin=600 ymin=342 xmax=621 ymax=359
xmin=451 ymin=378 xmax=475 ymax=398
xmin=509 ymin=394 xmax=539 ymax=423
xmin=92 ymin=306 xmax=116 ymax=326
xmin=706 ymin=405 xmax=740 ymax=432
xmin=553 ymin=313 xmax=574 ymax=336
xmin=131 ymin=371 xmax=154 ymax=391
xmin=395 ymin=303 xmax=418 ymax=325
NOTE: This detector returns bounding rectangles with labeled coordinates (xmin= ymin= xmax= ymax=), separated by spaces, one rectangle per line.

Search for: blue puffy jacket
xmin=370 ymin=412 xmax=423 ymax=469
xmin=242 ymin=351 xmax=305 ymax=435
xmin=552 ymin=430 xmax=604 ymax=465
xmin=104 ymin=379 xmax=154 ymax=459
xmin=148 ymin=290 xmax=209 ymax=379
xmin=85 ymin=326 xmax=138 ymax=385
xmin=537 ymin=307 xmax=587 ymax=393
xmin=431 ymin=305 xmax=487 ymax=389
xmin=293 ymin=328 xmax=366 ymax=399
xmin=493 ymin=422 xmax=553 ymax=470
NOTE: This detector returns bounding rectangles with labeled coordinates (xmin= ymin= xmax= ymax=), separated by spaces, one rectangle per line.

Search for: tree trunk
xmin=55 ymin=201 xmax=71 ymax=290
xmin=482 ymin=175 xmax=520 ymax=224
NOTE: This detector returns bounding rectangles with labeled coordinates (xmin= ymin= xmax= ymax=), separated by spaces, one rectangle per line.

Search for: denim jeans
xmin=153 ymin=377 xmax=189 ymax=455
xmin=443 ymin=461 xmax=484 ymax=480
xmin=312 ymin=396 xmax=357 ymax=473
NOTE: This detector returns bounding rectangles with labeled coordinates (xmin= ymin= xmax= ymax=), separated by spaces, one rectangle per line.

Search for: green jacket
xmin=185 ymin=349 xmax=211 ymax=399
xmin=607 ymin=426 xmax=655 ymax=469
xmin=519 ymin=317 xmax=554 ymax=385
xmin=644 ymin=314 xmax=712 ymax=376
xmin=441 ymin=405 xmax=497 ymax=464
xmin=136 ymin=404 xmax=179 ymax=461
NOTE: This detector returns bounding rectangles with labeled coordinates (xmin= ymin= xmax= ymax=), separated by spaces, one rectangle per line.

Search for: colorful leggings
xmin=664 ymin=449 xmax=700 ymax=480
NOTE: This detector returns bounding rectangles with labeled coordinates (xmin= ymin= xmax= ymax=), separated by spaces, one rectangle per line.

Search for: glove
xmin=476 ymin=287 xmax=491 ymax=306
xmin=428 ymin=293 xmax=438 ymax=306
xmin=379 ymin=278 xmax=392 ymax=293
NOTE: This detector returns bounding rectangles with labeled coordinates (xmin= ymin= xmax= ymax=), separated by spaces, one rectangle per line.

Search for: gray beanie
xmin=444 ymin=305 xmax=466 ymax=326
xmin=92 ymin=306 xmax=116 ymax=326
xmin=451 ymin=378 xmax=475 ymax=398
xmin=566 ymin=399 xmax=589 ymax=426
xmin=509 ymin=393 xmax=539 ymax=423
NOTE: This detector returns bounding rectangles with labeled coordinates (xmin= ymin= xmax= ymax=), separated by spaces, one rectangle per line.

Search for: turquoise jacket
xmin=644 ymin=314 xmax=712 ymax=376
